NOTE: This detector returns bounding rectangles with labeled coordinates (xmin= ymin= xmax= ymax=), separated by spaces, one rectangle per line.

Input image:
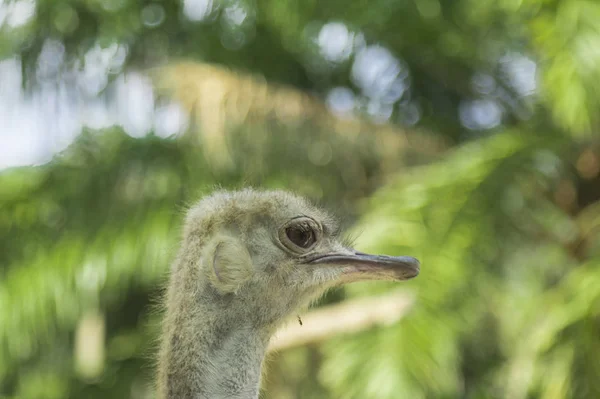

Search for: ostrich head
xmin=180 ymin=189 xmax=419 ymax=328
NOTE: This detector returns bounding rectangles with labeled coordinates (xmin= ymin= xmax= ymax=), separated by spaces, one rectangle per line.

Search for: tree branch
xmin=268 ymin=290 xmax=415 ymax=352
xmin=152 ymin=62 xmax=448 ymax=170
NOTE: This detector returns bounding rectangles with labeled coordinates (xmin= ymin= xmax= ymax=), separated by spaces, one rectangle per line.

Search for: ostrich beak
xmin=307 ymin=250 xmax=420 ymax=281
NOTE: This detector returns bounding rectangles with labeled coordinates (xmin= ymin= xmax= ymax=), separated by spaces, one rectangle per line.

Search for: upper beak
xmin=307 ymin=250 xmax=420 ymax=281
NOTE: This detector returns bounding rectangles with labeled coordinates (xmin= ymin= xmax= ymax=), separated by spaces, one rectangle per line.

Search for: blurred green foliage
xmin=1 ymin=0 xmax=600 ymax=398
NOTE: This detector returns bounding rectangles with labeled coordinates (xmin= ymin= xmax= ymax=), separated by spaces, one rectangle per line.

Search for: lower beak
xmin=307 ymin=250 xmax=420 ymax=281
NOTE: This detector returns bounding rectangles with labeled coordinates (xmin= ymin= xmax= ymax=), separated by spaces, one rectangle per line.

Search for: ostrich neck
xmin=158 ymin=285 xmax=274 ymax=399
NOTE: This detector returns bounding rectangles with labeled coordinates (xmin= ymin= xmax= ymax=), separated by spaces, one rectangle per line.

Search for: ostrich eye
xmin=279 ymin=217 xmax=320 ymax=253
xmin=286 ymin=224 xmax=316 ymax=249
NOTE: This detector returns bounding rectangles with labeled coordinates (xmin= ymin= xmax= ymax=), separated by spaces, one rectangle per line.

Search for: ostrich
xmin=157 ymin=189 xmax=419 ymax=399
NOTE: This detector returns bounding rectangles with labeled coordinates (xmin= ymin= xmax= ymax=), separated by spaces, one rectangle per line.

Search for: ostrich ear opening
xmin=204 ymin=235 xmax=253 ymax=294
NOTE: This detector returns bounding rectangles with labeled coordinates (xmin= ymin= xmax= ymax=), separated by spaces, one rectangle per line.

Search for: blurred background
xmin=1 ymin=0 xmax=600 ymax=398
